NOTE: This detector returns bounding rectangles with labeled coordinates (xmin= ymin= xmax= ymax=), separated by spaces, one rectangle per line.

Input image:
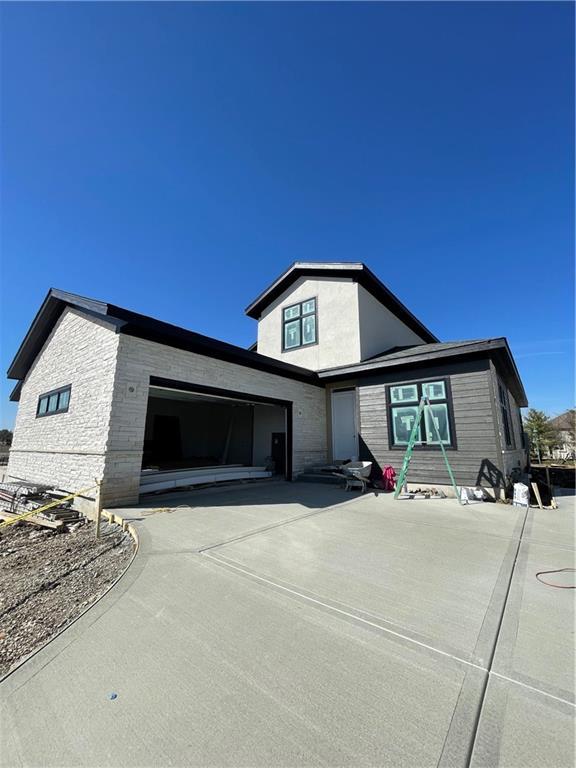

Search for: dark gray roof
xmin=356 ymin=339 xmax=496 ymax=365
xmin=244 ymin=261 xmax=438 ymax=343
xmin=550 ymin=410 xmax=575 ymax=431
xmin=7 ymin=290 xmax=527 ymax=408
xmin=7 ymin=289 xmax=323 ymax=400
xmin=318 ymin=338 xmax=528 ymax=407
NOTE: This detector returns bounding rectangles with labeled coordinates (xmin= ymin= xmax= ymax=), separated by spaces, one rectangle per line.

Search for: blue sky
xmin=1 ymin=1 xmax=573 ymax=428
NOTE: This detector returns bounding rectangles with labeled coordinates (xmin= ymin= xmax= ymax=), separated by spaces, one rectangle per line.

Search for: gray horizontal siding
xmin=357 ymin=359 xmax=504 ymax=487
xmin=490 ymin=361 xmax=528 ymax=479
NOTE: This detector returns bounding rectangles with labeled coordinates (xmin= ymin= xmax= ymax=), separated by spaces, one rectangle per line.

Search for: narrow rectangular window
xmin=282 ymin=298 xmax=317 ymax=351
xmin=498 ymin=381 xmax=514 ymax=449
xmin=424 ymin=403 xmax=451 ymax=444
xmin=388 ymin=379 xmax=454 ymax=449
xmin=284 ymin=320 xmax=301 ymax=349
xmin=58 ymin=388 xmax=70 ymax=410
xmin=518 ymin=407 xmax=526 ymax=449
xmin=36 ymin=385 xmax=72 ymax=418
xmin=302 ymin=314 xmax=316 ymax=345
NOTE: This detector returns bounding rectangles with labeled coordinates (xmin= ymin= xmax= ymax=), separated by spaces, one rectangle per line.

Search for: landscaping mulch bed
xmin=0 ymin=520 xmax=135 ymax=677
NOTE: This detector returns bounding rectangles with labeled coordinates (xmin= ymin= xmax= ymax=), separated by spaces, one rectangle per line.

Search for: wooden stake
xmin=531 ymin=481 xmax=543 ymax=510
xmin=95 ymin=479 xmax=103 ymax=539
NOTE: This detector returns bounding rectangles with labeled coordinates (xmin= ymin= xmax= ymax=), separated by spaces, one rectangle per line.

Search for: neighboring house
xmin=549 ymin=410 xmax=575 ymax=460
xmin=6 ymin=262 xmax=528 ymax=508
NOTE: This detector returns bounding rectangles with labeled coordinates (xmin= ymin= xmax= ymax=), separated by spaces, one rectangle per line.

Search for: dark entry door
xmin=153 ymin=414 xmax=182 ymax=461
xmin=271 ymin=432 xmax=286 ymax=476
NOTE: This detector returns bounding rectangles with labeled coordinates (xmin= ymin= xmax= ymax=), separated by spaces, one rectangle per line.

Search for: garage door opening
xmin=140 ymin=378 xmax=291 ymax=495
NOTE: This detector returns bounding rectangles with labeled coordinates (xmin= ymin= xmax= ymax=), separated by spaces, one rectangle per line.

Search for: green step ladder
xmin=393 ymin=395 xmax=463 ymax=504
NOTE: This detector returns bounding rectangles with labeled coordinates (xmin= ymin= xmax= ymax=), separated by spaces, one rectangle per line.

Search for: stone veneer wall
xmin=8 ymin=310 xmax=328 ymax=508
xmin=7 ymin=309 xmax=121 ymax=511
xmin=102 ymin=334 xmax=328 ymax=506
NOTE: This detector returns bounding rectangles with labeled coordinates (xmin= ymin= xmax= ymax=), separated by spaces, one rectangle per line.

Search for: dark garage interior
xmin=142 ymin=385 xmax=288 ymax=477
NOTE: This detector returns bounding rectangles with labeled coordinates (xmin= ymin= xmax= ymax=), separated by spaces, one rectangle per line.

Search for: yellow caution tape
xmin=0 ymin=483 xmax=99 ymax=530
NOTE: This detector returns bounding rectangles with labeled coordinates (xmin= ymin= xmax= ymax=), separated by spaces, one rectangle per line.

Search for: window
xmin=37 ymin=386 xmax=71 ymax=417
xmin=282 ymin=298 xmax=317 ymax=350
xmin=498 ymin=381 xmax=514 ymax=448
xmin=518 ymin=407 xmax=526 ymax=449
xmin=387 ymin=379 xmax=454 ymax=448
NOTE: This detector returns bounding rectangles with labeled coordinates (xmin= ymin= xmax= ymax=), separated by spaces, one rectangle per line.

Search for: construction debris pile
xmin=0 ymin=482 xmax=83 ymax=531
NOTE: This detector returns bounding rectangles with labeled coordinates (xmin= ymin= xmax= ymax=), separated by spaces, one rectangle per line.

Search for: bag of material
xmin=513 ymin=482 xmax=529 ymax=508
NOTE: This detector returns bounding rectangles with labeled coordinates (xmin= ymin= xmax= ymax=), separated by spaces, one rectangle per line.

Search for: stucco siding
xmin=103 ymin=334 xmax=328 ymax=505
xmin=256 ymin=277 xmax=432 ymax=370
xmin=7 ymin=309 xmax=120 ymax=503
xmin=357 ymin=359 xmax=505 ymax=488
xmin=256 ymin=277 xmax=361 ymax=370
xmin=357 ymin=285 xmax=427 ymax=359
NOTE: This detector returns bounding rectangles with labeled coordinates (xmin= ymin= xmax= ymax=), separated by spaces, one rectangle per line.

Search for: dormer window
xmin=283 ymin=298 xmax=317 ymax=350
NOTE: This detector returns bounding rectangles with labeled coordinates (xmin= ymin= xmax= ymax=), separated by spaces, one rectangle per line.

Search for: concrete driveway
xmin=1 ymin=482 xmax=574 ymax=767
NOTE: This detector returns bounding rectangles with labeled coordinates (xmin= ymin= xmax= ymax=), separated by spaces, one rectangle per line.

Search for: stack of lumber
xmin=0 ymin=482 xmax=82 ymax=531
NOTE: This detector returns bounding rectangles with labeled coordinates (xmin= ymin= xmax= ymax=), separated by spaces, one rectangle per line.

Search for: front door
xmin=331 ymin=390 xmax=358 ymax=461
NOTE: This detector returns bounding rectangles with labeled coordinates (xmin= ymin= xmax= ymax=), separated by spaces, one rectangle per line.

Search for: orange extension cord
xmin=535 ymin=568 xmax=575 ymax=589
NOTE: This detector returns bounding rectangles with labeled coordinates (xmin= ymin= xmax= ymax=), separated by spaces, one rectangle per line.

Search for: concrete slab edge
xmin=0 ymin=518 xmax=140 ymax=685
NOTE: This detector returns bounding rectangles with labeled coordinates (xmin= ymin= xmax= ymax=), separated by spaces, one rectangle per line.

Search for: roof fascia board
xmin=500 ymin=338 xmax=528 ymax=406
xmin=49 ymin=288 xmax=109 ymax=314
xmin=317 ymin=340 xmax=501 ymax=377
xmin=355 ymin=266 xmax=438 ymax=343
xmin=72 ymin=306 xmax=127 ymax=333
xmin=319 ymin=340 xmax=528 ymax=406
xmin=7 ymin=289 xmax=322 ymax=388
xmin=109 ymin=305 xmax=323 ymax=387
xmin=9 ymin=379 xmax=23 ymax=402
xmin=7 ymin=292 xmax=111 ymax=380
xmin=245 ymin=262 xmax=363 ymax=318
xmin=7 ymin=290 xmax=58 ymax=380
xmin=244 ymin=262 xmax=438 ymax=343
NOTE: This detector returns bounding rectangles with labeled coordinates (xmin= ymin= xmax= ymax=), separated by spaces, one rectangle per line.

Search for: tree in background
xmin=0 ymin=429 xmax=13 ymax=446
xmin=523 ymin=410 xmax=559 ymax=461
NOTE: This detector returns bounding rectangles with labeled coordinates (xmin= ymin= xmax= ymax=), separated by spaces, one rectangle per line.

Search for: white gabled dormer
xmin=245 ymin=262 xmax=438 ymax=371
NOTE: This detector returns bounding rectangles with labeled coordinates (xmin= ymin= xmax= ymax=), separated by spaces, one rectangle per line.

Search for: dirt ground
xmin=0 ymin=520 xmax=135 ymax=677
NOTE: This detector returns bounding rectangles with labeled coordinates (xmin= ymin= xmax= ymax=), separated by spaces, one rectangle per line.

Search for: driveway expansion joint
xmin=3 ymin=485 xmax=573 ymax=768
xmin=202 ymin=527 xmax=576 ymax=715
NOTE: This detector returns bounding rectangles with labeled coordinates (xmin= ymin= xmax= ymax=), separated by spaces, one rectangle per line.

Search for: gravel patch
xmin=0 ymin=520 xmax=135 ymax=677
